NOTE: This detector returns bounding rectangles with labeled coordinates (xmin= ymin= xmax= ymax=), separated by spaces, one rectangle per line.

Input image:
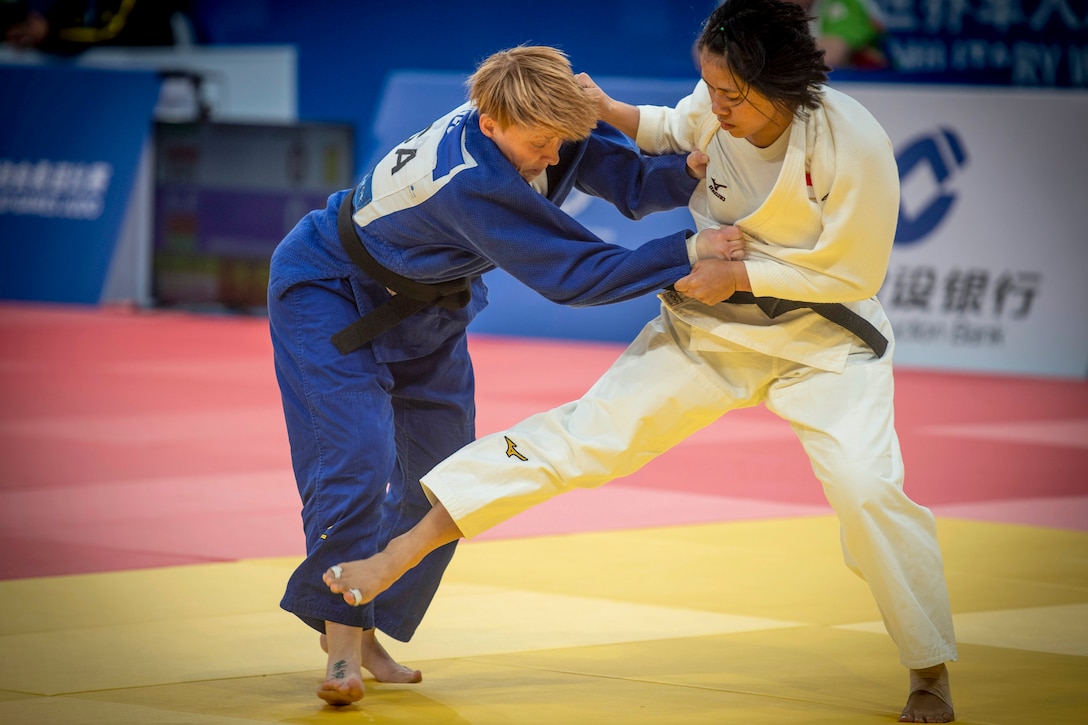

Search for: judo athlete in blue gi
xmin=267 ymin=45 xmax=744 ymax=705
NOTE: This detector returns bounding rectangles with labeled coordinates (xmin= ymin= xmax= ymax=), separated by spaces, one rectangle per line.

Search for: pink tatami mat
xmin=1 ymin=301 xmax=1086 ymax=581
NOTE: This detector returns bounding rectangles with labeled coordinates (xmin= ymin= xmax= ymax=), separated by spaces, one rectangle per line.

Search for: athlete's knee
xmin=820 ymin=455 xmax=903 ymax=514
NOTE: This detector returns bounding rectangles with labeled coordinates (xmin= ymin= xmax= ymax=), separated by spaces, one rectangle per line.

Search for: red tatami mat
xmin=1 ymin=301 xmax=1085 ymax=581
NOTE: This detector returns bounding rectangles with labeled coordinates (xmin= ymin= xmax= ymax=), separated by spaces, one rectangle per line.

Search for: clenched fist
xmin=674 ymin=259 xmax=746 ymax=305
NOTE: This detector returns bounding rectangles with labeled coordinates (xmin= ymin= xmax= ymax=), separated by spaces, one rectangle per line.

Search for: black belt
xmin=331 ymin=193 xmax=474 ymax=354
xmin=666 ymin=287 xmax=888 ymax=358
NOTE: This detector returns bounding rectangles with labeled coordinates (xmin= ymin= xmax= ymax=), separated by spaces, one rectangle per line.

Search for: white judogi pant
xmin=421 ymin=306 xmax=958 ymax=668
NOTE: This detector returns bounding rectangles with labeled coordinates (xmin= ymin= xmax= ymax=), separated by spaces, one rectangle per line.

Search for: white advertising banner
xmin=840 ymin=83 xmax=1088 ymax=380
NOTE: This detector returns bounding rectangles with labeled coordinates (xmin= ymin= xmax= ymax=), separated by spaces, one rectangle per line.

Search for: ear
xmin=478 ymin=113 xmax=500 ymax=140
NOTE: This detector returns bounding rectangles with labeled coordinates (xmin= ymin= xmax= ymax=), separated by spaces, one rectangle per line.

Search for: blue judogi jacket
xmin=269 ymin=104 xmax=697 ymax=359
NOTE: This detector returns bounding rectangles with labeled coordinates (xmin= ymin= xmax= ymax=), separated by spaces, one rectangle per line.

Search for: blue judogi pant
xmin=269 ymin=275 xmax=475 ymax=641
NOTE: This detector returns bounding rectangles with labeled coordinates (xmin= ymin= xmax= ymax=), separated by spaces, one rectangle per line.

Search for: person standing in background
xmin=794 ymin=0 xmax=889 ymax=69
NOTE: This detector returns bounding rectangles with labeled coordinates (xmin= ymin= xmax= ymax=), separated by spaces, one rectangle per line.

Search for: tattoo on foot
xmin=332 ymin=659 xmax=347 ymax=679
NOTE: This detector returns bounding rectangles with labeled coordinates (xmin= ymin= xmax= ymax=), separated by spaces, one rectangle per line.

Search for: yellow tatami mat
xmin=1 ymin=516 xmax=1086 ymax=724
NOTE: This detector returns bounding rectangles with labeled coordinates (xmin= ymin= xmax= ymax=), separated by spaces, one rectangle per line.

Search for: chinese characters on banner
xmin=875 ymin=0 xmax=1088 ymax=87
xmin=0 ymin=160 xmax=114 ymax=220
xmin=845 ymin=83 xmax=1088 ymax=379
xmin=885 ymin=265 xmax=1041 ymax=346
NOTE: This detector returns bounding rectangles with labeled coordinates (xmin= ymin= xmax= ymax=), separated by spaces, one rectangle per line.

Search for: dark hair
xmin=697 ymin=0 xmax=829 ymax=117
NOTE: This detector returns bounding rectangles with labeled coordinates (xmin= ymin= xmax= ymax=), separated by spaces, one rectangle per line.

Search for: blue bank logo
xmin=894 ymin=128 xmax=968 ymax=245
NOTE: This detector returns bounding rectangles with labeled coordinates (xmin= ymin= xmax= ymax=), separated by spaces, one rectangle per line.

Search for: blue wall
xmin=190 ymin=0 xmax=717 ymax=173
xmin=19 ymin=0 xmax=1084 ymax=173
xmin=187 ymin=0 xmax=1087 ymax=174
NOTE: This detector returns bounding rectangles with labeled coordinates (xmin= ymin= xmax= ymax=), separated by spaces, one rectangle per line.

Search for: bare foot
xmin=317 ymin=622 xmax=364 ymax=706
xmin=319 ymin=629 xmax=422 ymax=683
xmin=323 ymin=548 xmax=410 ymax=607
xmin=900 ymin=663 xmax=954 ymax=722
xmin=361 ymin=628 xmax=422 ymax=683
xmin=318 ymin=660 xmax=364 ymax=706
xmin=324 ymin=502 xmax=464 ymax=607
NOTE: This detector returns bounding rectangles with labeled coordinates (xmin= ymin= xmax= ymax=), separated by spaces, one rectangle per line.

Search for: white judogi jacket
xmin=637 ymin=82 xmax=900 ymax=372
xmin=419 ymin=85 xmax=959 ymax=671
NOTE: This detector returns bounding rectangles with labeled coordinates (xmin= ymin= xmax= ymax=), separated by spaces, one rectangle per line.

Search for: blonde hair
xmin=468 ymin=46 xmax=597 ymax=141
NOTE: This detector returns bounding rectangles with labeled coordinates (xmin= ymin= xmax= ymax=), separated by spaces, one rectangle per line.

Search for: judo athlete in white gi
xmin=322 ymin=2 xmax=958 ymax=722
xmin=268 ymin=45 xmax=743 ymax=706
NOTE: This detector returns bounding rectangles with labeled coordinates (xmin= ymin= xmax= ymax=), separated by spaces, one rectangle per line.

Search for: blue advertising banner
xmin=0 ymin=64 xmax=160 ymax=303
xmin=872 ymin=0 xmax=1088 ymax=87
